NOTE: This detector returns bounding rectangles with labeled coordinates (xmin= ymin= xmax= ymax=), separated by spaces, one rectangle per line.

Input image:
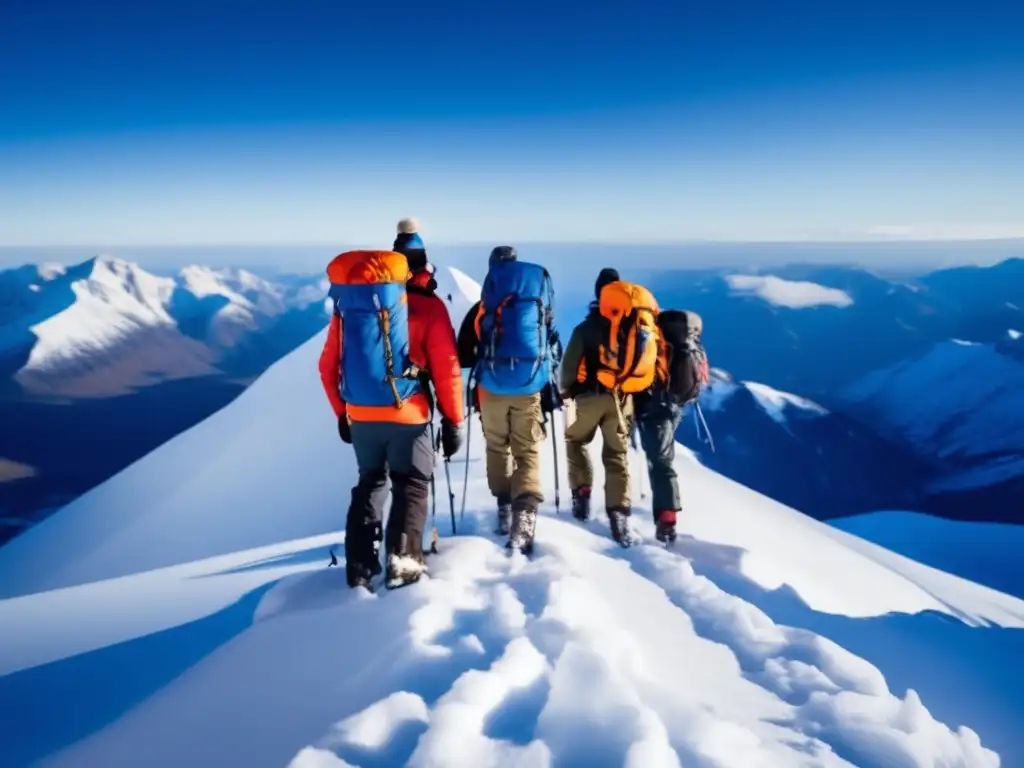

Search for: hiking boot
xmin=655 ymin=510 xmax=678 ymax=544
xmin=495 ymin=499 xmax=512 ymax=536
xmin=385 ymin=553 xmax=427 ymax=590
xmin=608 ymin=507 xmax=634 ymax=547
xmin=347 ymin=560 xmax=376 ymax=590
xmin=571 ymin=486 xmax=592 ymax=522
xmin=507 ymin=505 xmax=538 ymax=555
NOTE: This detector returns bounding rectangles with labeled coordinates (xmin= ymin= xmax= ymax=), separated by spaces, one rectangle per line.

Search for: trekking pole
xmin=460 ymin=372 xmax=475 ymax=522
xmin=429 ymin=422 xmax=440 ymax=554
xmin=550 ymin=409 xmax=561 ymax=513
xmin=694 ymin=402 xmax=716 ymax=453
xmin=630 ymin=421 xmax=647 ymax=500
xmin=444 ymin=458 xmax=457 ymax=535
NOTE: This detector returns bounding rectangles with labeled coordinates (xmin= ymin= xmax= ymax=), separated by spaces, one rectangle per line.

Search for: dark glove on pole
xmin=441 ymin=418 xmax=464 ymax=458
xmin=338 ymin=414 xmax=352 ymax=444
xmin=541 ymin=381 xmax=563 ymax=414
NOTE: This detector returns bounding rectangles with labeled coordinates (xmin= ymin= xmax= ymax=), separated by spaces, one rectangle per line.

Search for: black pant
xmin=635 ymin=394 xmax=683 ymax=520
xmin=346 ymin=420 xmax=434 ymax=582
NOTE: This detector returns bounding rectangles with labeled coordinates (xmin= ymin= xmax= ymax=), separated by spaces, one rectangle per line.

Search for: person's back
xmin=559 ymin=268 xmax=658 ymax=547
xmin=319 ymin=221 xmax=464 ymax=590
xmin=634 ymin=308 xmax=709 ymax=544
xmin=467 ymin=246 xmax=559 ymax=553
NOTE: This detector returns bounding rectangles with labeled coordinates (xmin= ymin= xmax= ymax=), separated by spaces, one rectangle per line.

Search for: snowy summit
xmin=0 ymin=266 xmax=1021 ymax=767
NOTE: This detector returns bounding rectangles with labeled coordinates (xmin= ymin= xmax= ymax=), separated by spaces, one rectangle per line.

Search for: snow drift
xmin=1 ymin=266 xmax=1022 ymax=767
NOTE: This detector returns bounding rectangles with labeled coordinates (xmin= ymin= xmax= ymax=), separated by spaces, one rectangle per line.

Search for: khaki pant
xmin=479 ymin=389 xmax=545 ymax=509
xmin=565 ymin=392 xmax=633 ymax=510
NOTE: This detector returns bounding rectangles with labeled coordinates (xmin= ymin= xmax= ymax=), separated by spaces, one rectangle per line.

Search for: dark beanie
xmin=595 ymin=267 xmax=620 ymax=299
xmin=393 ymin=218 xmax=427 ymax=272
xmin=488 ymin=245 xmax=517 ymax=266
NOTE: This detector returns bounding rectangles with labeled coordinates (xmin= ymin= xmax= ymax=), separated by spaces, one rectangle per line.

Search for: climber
xmin=559 ymin=268 xmax=659 ymax=547
xmin=319 ymin=219 xmax=465 ymax=590
xmin=634 ymin=308 xmax=710 ymax=543
xmin=458 ymin=246 xmax=561 ymax=553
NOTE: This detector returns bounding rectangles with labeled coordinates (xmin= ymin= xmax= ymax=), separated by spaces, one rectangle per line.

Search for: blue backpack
xmin=474 ymin=259 xmax=554 ymax=396
xmin=326 ymin=250 xmax=422 ymax=409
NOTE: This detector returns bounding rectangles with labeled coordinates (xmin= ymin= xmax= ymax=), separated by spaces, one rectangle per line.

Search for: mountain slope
xmin=681 ymin=372 xmax=929 ymax=519
xmin=839 ymin=337 xmax=1024 ymax=522
xmin=832 ymin=511 xmax=1024 ymax=600
xmin=1 ymin=267 xmax=1022 ymax=767
xmin=0 ymin=256 xmax=331 ymax=544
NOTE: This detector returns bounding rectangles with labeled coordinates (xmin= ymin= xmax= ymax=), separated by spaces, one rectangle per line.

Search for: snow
xmin=697 ymin=368 xmax=741 ymax=411
xmin=24 ymin=258 xmax=179 ymax=371
xmin=744 ymin=381 xmax=829 ymax=422
xmin=2 ymin=255 xmax=328 ymax=397
xmin=179 ymin=265 xmax=290 ymax=318
xmin=449 ymin=265 xmax=482 ymax=305
xmin=725 ymin=274 xmax=855 ymax=309
xmin=1 ymin=266 xmax=1021 ymax=767
xmin=832 ymin=511 xmax=1024 ymax=599
xmin=699 ymin=371 xmax=828 ymax=424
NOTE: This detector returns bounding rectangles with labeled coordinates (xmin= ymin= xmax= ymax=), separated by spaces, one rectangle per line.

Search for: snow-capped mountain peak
xmin=744 ymin=380 xmax=829 ymax=422
xmin=700 ymin=370 xmax=828 ymax=423
xmin=76 ymin=256 xmax=177 ymax=322
xmin=1 ymin=256 xmax=330 ymax=397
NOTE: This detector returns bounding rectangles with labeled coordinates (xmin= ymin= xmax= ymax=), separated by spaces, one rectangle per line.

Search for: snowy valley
xmin=1 ymin=266 xmax=1022 ymax=768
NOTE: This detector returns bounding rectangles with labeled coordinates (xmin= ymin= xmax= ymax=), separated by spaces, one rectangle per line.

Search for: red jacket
xmin=319 ymin=270 xmax=465 ymax=426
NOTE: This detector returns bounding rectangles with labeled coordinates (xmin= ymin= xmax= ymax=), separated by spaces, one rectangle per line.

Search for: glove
xmin=337 ymin=413 xmax=352 ymax=444
xmin=541 ymin=381 xmax=563 ymax=414
xmin=441 ymin=418 xmax=464 ymax=458
xmin=548 ymin=329 xmax=564 ymax=364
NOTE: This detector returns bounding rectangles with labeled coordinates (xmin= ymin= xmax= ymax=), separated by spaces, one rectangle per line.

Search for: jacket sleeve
xmin=559 ymin=322 xmax=585 ymax=394
xmin=456 ymin=300 xmax=481 ymax=369
xmin=425 ymin=301 xmax=466 ymax=425
xmin=318 ymin=313 xmax=346 ymax=418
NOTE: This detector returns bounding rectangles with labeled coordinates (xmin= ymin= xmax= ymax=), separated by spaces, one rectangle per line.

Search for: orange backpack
xmin=585 ymin=280 xmax=660 ymax=394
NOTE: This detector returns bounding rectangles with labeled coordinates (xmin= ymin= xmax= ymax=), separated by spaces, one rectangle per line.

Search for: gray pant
xmin=347 ymin=420 xmax=434 ymax=583
xmin=635 ymin=395 xmax=683 ymax=518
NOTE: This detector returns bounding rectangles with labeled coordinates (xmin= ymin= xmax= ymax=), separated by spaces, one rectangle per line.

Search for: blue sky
xmin=1 ymin=0 xmax=1023 ymax=249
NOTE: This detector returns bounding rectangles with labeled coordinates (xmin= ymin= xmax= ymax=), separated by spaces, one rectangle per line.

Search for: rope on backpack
xmin=373 ymin=294 xmax=404 ymax=409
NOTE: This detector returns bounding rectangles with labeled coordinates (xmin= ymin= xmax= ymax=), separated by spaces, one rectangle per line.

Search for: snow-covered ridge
xmin=700 ymin=369 xmax=828 ymax=423
xmin=725 ymin=274 xmax=855 ymax=309
xmin=1 ymin=255 xmax=328 ymax=396
xmin=745 ymin=380 xmax=829 ymax=421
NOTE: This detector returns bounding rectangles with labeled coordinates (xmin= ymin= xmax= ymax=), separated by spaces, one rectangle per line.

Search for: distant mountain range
xmin=650 ymin=257 xmax=1024 ymax=524
xmin=3 ymin=253 xmax=1024 ymax=545
xmin=677 ymin=370 xmax=931 ymax=521
xmin=0 ymin=256 xmax=330 ymax=543
xmin=840 ymin=333 xmax=1024 ymax=523
xmin=642 ymin=257 xmax=1024 ymax=396
xmin=0 ymin=256 xmax=328 ymax=398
